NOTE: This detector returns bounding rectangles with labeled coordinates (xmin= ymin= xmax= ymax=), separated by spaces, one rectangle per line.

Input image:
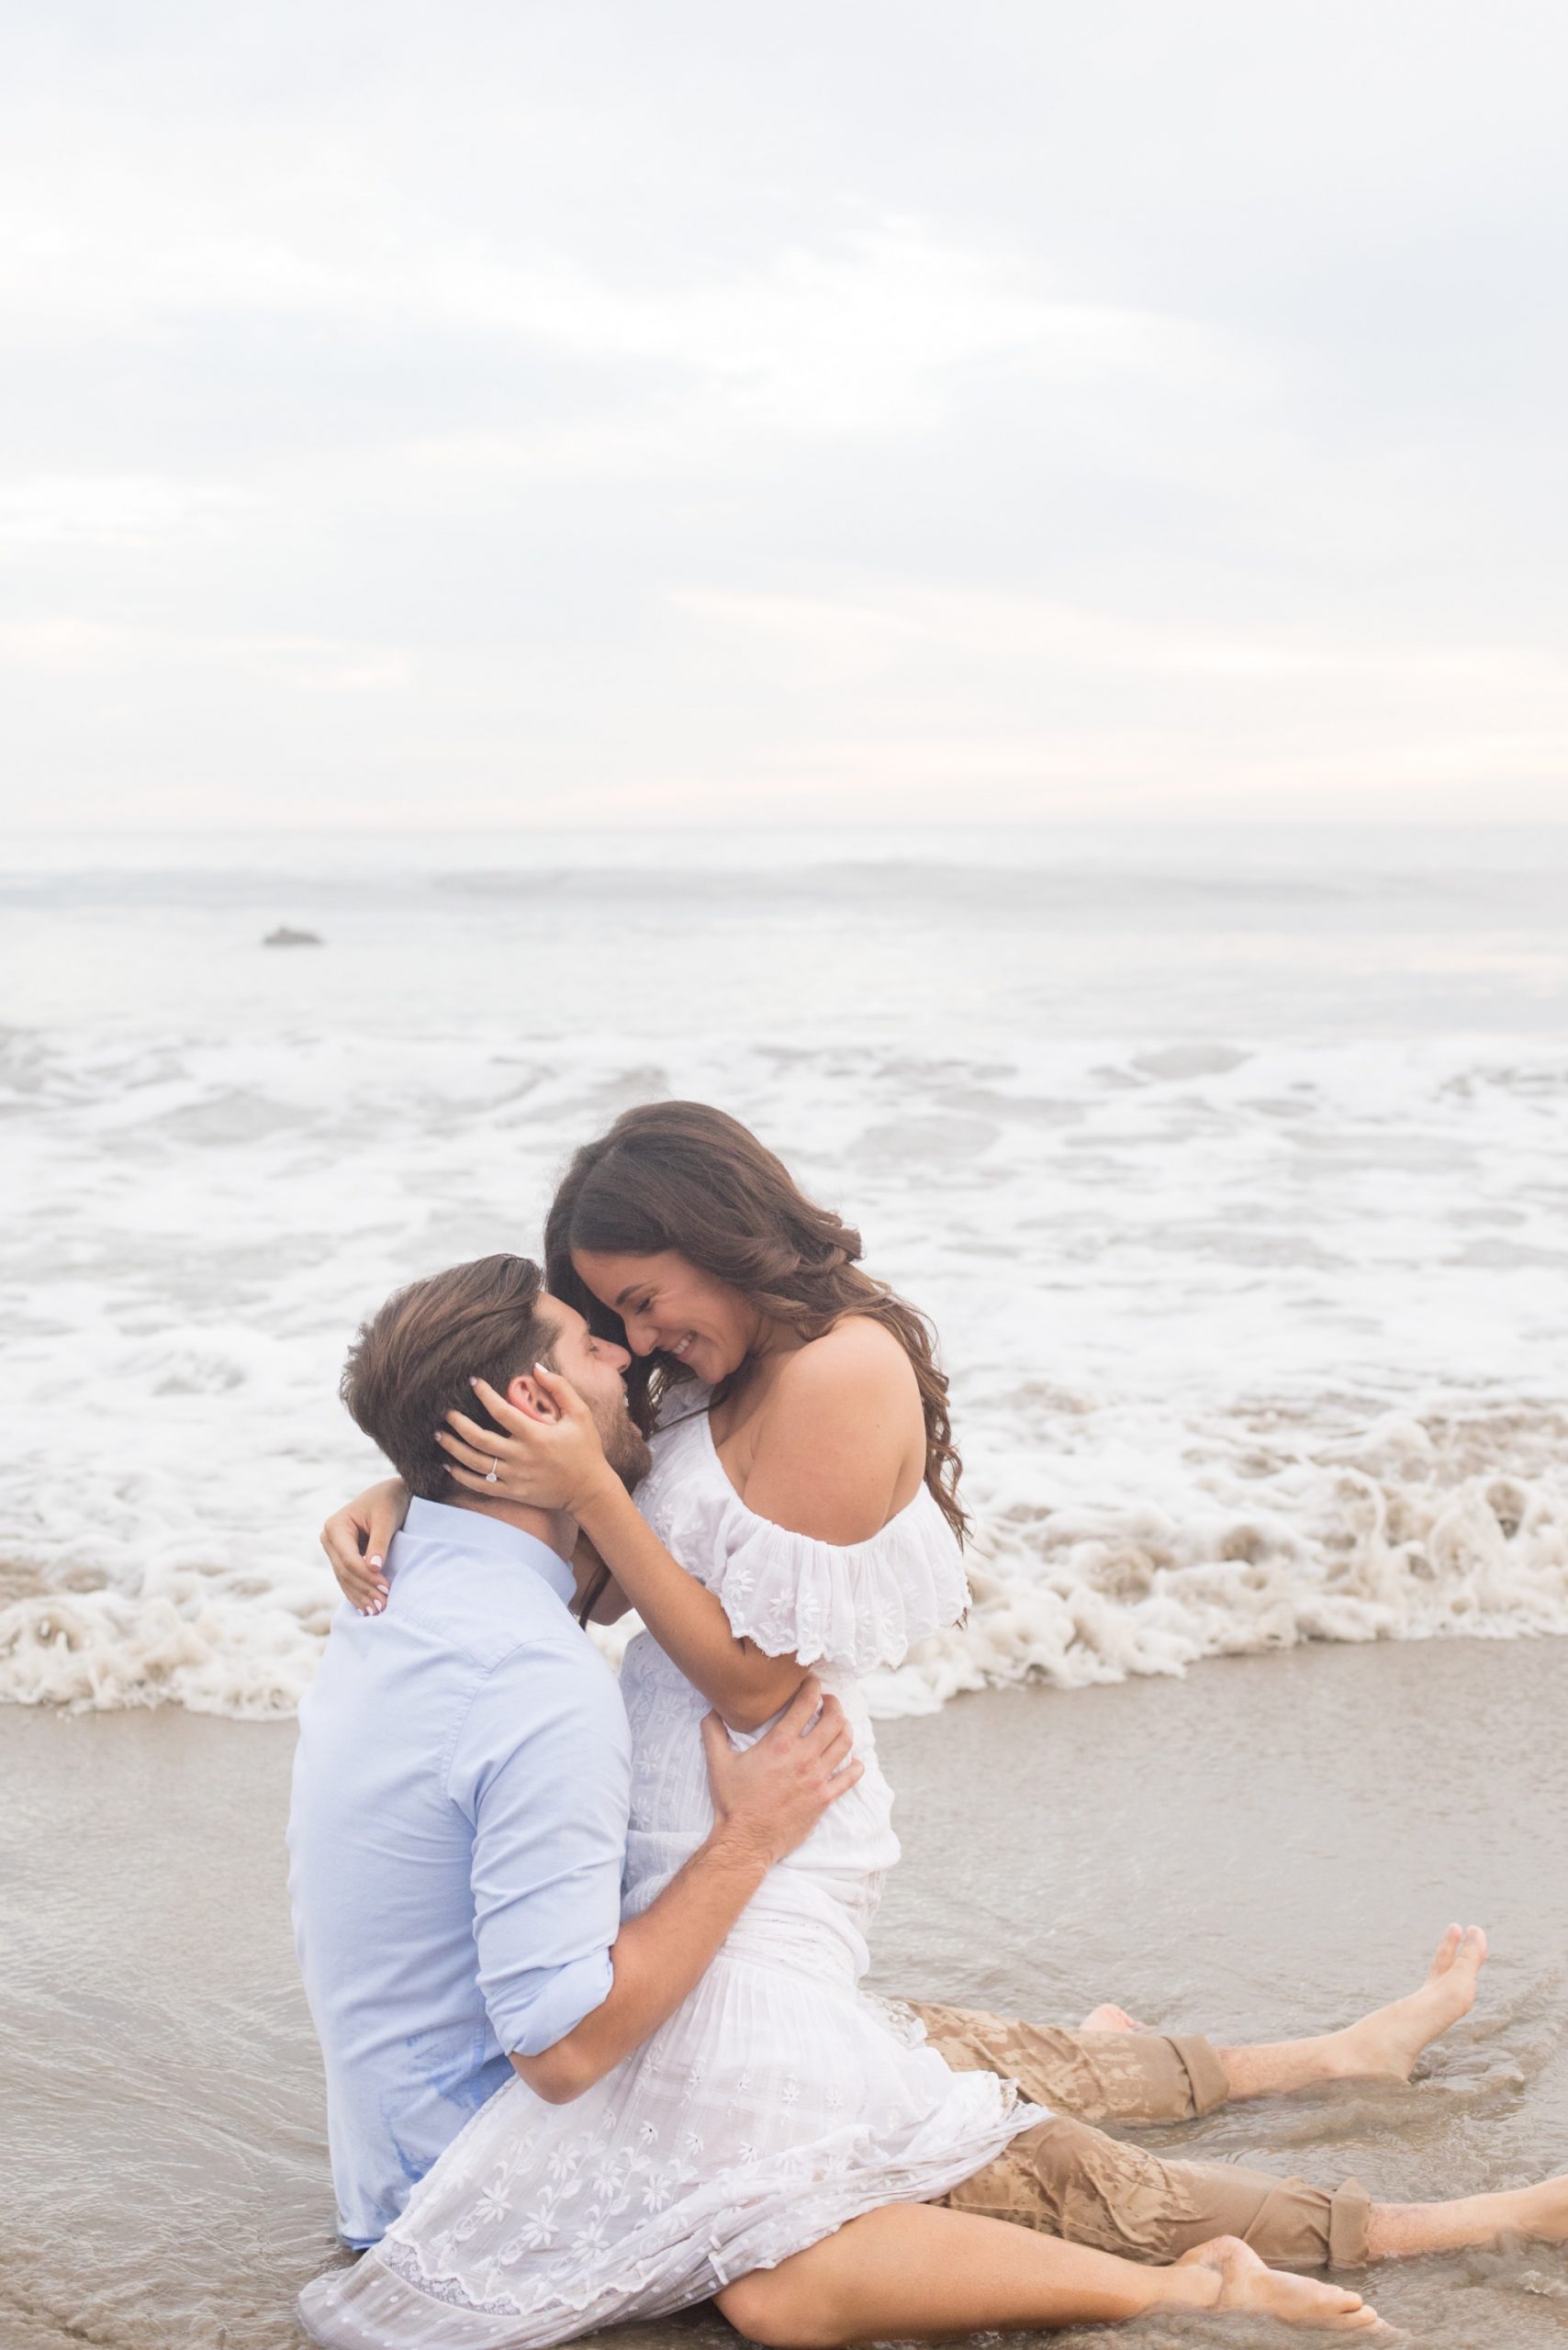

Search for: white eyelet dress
xmin=298 ymin=1398 xmax=1047 ymax=2350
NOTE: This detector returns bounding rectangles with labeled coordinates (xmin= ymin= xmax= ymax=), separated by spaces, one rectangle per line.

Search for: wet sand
xmin=5 ymin=1638 xmax=1568 ymax=2349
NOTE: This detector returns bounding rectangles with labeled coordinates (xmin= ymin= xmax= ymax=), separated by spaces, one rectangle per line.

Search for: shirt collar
xmin=401 ymin=1496 xmax=577 ymax=1607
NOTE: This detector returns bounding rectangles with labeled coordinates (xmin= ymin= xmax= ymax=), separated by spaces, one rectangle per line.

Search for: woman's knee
xmin=716 ymin=2268 xmax=842 ymax=2348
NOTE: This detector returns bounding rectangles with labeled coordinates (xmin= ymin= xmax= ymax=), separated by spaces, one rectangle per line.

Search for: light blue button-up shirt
xmin=287 ymin=1498 xmax=632 ymax=2246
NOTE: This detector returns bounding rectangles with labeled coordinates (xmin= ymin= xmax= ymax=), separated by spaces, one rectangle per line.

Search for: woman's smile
xmin=571 ymin=1248 xmax=756 ymax=1379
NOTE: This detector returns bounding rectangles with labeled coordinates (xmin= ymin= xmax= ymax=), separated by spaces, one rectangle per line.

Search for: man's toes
xmin=1426 ymin=1923 xmax=1463 ymax=1982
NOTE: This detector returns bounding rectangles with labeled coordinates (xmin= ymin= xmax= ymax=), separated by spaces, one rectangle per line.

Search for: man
xmin=288 ymin=1252 xmax=860 ymax=2249
xmin=297 ymin=1254 xmax=1568 ymax=2332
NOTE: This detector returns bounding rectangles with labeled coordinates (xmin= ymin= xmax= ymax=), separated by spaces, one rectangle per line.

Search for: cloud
xmin=0 ymin=473 xmax=255 ymax=546
xmin=1 ymin=1 xmax=1565 ymax=825
xmin=1 ymin=183 xmax=1217 ymax=441
xmin=0 ymin=618 xmax=129 ymax=674
xmin=421 ymin=228 xmax=1216 ymax=434
xmin=676 ymin=582 xmax=1568 ymax=695
xmin=0 ymin=617 xmax=409 ymax=693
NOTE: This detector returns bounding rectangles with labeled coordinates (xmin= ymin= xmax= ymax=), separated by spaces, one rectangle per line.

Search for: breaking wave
xmin=6 ymin=830 xmax=1568 ymax=1716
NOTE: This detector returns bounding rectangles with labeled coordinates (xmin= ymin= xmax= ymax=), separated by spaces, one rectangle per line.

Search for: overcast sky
xmin=4 ymin=1 xmax=1566 ymax=830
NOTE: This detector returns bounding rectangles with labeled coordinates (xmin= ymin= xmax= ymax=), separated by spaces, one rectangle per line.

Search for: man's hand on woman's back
xmin=700 ymin=1676 xmax=861 ymax=1866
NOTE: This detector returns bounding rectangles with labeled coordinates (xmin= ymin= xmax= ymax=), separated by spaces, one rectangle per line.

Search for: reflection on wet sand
xmin=4 ymin=1636 xmax=1566 ymax=2348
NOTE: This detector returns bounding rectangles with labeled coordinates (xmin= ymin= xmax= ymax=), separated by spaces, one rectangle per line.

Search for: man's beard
xmin=591 ymin=1394 xmax=653 ymax=1492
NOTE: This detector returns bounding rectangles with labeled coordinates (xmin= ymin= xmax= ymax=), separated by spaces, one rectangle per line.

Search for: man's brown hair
xmin=340 ymin=1254 xmax=558 ymax=1500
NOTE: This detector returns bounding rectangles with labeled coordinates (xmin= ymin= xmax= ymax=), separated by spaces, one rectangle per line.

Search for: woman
xmin=308 ymin=1102 xmax=1433 ymax=2341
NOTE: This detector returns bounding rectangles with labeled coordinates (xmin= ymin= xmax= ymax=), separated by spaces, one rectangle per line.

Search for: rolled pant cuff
xmin=1170 ymin=2032 xmax=1230 ymax=2117
xmin=1327 ymin=2176 xmax=1372 ymax=2266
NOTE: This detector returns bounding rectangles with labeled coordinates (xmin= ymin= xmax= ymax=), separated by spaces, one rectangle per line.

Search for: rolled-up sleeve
xmin=445 ymin=1639 xmax=632 ymax=2059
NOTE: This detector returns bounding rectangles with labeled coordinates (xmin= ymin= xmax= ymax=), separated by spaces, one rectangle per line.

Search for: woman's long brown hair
xmin=543 ymin=1102 xmax=968 ymax=1542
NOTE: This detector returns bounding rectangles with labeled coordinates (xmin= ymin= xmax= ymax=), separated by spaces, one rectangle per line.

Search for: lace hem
xmin=380 ymin=2238 xmax=519 ymax=2317
xmin=314 ymin=2085 xmax=1041 ymax=2344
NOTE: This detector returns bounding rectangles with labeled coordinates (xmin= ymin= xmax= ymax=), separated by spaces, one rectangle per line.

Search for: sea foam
xmin=6 ymin=832 xmax=1568 ymax=1717
xmin=4 ymin=1402 xmax=1565 ymax=1718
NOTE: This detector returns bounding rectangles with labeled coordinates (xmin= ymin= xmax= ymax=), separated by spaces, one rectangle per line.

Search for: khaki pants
xmin=908 ymin=2001 xmax=1372 ymax=2270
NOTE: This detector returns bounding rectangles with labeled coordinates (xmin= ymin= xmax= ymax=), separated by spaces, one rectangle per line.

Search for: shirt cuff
xmin=489 ymin=1949 xmax=615 ymax=2059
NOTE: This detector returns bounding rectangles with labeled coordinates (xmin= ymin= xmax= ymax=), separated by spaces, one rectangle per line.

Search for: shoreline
xmin=6 ymin=1637 xmax=1567 ymax=2348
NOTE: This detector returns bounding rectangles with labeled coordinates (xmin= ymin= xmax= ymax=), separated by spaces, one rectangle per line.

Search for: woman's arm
xmin=319 ymin=1477 xmax=407 ymax=1614
xmin=440 ymin=1330 xmax=923 ymax=1730
xmin=566 ymin=1473 xmax=808 ymax=1729
xmin=442 ymin=1374 xmax=804 ymax=1729
xmin=321 ymin=1480 xmax=630 ymax=1629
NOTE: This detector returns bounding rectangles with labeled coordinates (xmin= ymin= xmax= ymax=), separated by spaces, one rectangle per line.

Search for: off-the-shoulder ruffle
xmin=706 ymin=1499 xmax=969 ymax=1673
xmin=635 ymin=1404 xmax=969 ymax=1675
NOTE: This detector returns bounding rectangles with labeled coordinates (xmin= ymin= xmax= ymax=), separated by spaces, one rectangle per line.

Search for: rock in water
xmin=262 ymin=926 xmax=323 ymax=947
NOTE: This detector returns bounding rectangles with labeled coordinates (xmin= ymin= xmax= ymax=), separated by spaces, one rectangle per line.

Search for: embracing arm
xmin=445 ymin=1333 xmax=923 ymax=1730
xmin=319 ymin=1476 xmax=407 ymax=1614
xmin=463 ymin=1651 xmax=859 ymax=2106
xmin=563 ymin=1475 xmax=808 ymax=1730
xmin=520 ymin=1816 xmax=768 ymax=2101
xmin=520 ymin=1681 xmax=858 ymax=2100
xmin=442 ymin=1375 xmax=809 ymax=1731
xmin=322 ymin=1490 xmax=630 ymax=1627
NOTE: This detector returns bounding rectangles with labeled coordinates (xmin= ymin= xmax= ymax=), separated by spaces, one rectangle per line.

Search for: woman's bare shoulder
xmin=739 ymin=1319 xmax=924 ymax=1543
xmin=747 ymin=1325 xmax=921 ymax=1541
xmin=774 ymin=1314 xmax=921 ymax=1411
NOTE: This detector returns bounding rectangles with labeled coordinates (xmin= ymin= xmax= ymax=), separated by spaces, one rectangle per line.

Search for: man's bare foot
xmin=1366 ymin=2167 xmax=1568 ymax=2256
xmin=1325 ymin=1924 xmax=1487 ymax=2082
xmin=1178 ymin=2238 xmax=1389 ymax=2334
xmin=1485 ymin=2171 xmax=1568 ymax=2246
xmin=1080 ymin=2002 xmax=1150 ymax=2033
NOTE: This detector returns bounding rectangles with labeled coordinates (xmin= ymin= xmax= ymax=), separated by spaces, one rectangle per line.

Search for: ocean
xmin=6 ymin=823 xmax=1568 ymax=1718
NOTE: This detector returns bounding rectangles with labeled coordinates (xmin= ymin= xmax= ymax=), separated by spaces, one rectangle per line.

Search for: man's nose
xmin=609 ymin=1341 xmax=633 ymax=1372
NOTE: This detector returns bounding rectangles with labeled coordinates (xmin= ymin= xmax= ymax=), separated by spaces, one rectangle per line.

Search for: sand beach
xmin=7 ymin=828 xmax=1568 ymax=2346
xmin=6 ymin=1635 xmax=1567 ymax=2350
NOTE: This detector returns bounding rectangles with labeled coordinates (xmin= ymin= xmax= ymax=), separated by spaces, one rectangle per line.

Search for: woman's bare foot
xmin=1178 ymin=2238 xmax=1389 ymax=2334
xmin=1079 ymin=2002 xmax=1150 ymax=2033
xmin=1325 ymin=1924 xmax=1487 ymax=2082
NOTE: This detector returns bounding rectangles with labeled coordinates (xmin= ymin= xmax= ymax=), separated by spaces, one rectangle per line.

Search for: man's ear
xmin=504 ymin=1370 xmax=559 ymax=1424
